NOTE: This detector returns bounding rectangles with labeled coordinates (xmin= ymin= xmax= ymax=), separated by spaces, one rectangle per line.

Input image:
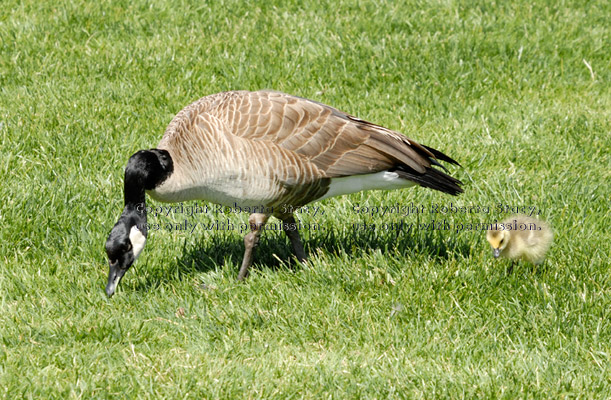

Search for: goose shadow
xmin=153 ymin=219 xmax=473 ymax=284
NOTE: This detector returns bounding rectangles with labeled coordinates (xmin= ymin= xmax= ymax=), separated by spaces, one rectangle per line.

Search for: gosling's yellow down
xmin=486 ymin=215 xmax=553 ymax=264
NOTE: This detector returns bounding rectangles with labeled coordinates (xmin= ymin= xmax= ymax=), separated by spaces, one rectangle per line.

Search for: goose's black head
xmin=105 ymin=216 xmax=147 ymax=297
xmin=105 ymin=149 xmax=173 ymax=297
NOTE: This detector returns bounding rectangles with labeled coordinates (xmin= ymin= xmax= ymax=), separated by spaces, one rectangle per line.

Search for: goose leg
xmin=238 ymin=213 xmax=269 ymax=281
xmin=280 ymin=214 xmax=306 ymax=263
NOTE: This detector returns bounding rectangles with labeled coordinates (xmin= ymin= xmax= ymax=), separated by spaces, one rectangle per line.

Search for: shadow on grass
xmin=150 ymin=220 xmax=474 ymax=285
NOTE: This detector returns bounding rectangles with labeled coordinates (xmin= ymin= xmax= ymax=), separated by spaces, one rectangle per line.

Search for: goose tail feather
xmin=391 ymin=165 xmax=463 ymax=196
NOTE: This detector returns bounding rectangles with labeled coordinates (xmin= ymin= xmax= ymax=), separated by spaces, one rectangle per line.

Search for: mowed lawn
xmin=1 ymin=0 xmax=609 ymax=398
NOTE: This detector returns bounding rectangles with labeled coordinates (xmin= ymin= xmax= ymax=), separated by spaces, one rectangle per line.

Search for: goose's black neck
xmin=123 ymin=149 xmax=174 ymax=208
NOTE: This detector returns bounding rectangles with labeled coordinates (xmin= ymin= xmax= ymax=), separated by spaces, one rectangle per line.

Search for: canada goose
xmin=486 ymin=215 xmax=553 ymax=265
xmin=105 ymin=90 xmax=463 ymax=296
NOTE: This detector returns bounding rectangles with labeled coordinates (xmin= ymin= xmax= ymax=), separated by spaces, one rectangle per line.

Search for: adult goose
xmin=105 ymin=90 xmax=463 ymax=296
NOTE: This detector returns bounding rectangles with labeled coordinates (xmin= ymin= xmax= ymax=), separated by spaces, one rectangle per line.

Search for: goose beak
xmin=493 ymin=248 xmax=501 ymax=258
xmin=106 ymin=260 xmax=127 ymax=297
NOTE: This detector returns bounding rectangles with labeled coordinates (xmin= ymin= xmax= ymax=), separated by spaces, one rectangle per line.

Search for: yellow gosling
xmin=486 ymin=215 xmax=553 ymax=264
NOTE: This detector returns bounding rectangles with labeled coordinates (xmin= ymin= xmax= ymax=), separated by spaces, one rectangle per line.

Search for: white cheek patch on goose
xmin=129 ymin=225 xmax=147 ymax=260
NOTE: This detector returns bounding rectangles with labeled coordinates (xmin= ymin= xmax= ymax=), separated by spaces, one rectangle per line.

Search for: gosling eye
xmin=499 ymin=239 xmax=504 ymax=245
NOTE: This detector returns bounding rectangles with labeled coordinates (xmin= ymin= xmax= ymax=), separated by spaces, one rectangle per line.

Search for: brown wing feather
xmin=162 ymin=90 xmax=461 ymax=197
xmin=208 ymin=90 xmax=451 ymax=178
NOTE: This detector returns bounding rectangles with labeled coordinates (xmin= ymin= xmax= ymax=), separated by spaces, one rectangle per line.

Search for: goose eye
xmin=126 ymin=243 xmax=132 ymax=252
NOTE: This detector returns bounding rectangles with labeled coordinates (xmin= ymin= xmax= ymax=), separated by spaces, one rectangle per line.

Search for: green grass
xmin=1 ymin=0 xmax=610 ymax=398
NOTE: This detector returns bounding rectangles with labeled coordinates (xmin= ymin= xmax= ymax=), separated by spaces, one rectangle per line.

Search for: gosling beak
xmin=106 ymin=260 xmax=127 ymax=297
xmin=493 ymin=248 xmax=501 ymax=258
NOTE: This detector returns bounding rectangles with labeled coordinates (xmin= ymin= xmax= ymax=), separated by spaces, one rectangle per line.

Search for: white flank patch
xmin=319 ymin=171 xmax=415 ymax=201
xmin=129 ymin=225 xmax=147 ymax=260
